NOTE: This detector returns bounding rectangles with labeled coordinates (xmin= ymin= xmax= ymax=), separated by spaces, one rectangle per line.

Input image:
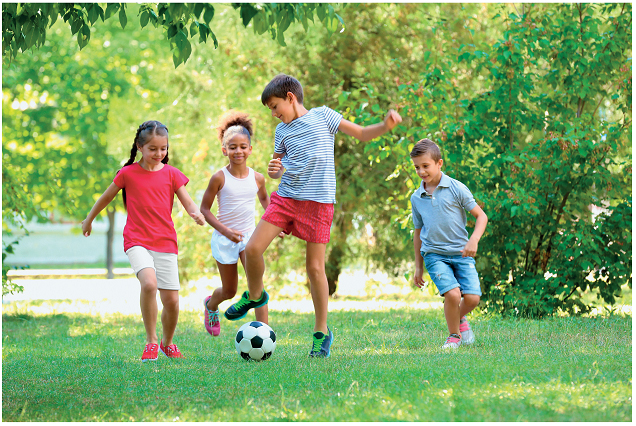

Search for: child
xmin=224 ymin=74 xmax=402 ymax=358
xmin=200 ymin=111 xmax=273 ymax=336
xmin=81 ymin=120 xmax=206 ymax=362
xmin=410 ymin=138 xmax=488 ymax=349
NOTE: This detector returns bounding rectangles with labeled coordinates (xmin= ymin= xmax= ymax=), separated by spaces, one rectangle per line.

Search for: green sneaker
xmin=308 ymin=327 xmax=333 ymax=358
xmin=224 ymin=290 xmax=269 ymax=321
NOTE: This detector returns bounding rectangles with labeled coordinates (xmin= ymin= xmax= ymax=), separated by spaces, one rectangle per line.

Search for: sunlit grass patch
xmin=2 ymin=304 xmax=631 ymax=422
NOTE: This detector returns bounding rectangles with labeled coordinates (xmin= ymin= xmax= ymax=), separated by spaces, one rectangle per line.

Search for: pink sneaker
xmin=442 ymin=334 xmax=462 ymax=349
xmin=141 ymin=343 xmax=159 ymax=362
xmin=203 ymin=296 xmax=221 ymax=336
xmin=459 ymin=316 xmax=475 ymax=345
xmin=160 ymin=340 xmax=184 ymax=359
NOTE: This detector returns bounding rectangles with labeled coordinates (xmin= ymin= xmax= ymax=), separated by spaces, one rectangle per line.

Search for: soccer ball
xmin=235 ymin=321 xmax=276 ymax=361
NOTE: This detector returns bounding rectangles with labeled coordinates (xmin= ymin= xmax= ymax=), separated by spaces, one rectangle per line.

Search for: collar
xmin=416 ymin=172 xmax=451 ymax=197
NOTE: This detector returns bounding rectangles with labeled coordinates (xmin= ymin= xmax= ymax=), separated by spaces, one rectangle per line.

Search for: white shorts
xmin=210 ymin=229 xmax=254 ymax=265
xmin=125 ymin=246 xmax=180 ymax=290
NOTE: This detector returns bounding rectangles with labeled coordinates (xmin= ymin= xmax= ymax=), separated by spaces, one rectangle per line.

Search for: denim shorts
xmin=211 ymin=229 xmax=254 ymax=265
xmin=423 ymin=252 xmax=482 ymax=297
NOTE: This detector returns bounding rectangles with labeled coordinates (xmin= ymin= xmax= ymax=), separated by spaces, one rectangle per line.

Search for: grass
xmin=2 ymin=303 xmax=632 ymax=422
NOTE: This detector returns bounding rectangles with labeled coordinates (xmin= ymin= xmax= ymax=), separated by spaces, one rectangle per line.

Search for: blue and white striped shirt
xmin=274 ymin=106 xmax=343 ymax=204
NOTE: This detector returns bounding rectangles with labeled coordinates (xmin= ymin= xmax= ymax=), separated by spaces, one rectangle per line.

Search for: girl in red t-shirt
xmin=82 ymin=121 xmax=205 ymax=362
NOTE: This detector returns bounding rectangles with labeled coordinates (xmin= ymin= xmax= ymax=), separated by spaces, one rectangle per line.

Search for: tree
xmin=2 ymin=3 xmax=346 ymax=290
xmin=2 ymin=3 xmax=345 ymax=67
xmin=366 ymin=3 xmax=632 ymax=316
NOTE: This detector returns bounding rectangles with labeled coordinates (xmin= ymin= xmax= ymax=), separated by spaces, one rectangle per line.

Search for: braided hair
xmin=118 ymin=120 xmax=169 ymax=208
xmin=217 ymin=111 xmax=253 ymax=148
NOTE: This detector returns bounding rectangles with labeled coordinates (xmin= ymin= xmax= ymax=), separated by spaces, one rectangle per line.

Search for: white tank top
xmin=216 ymin=166 xmax=258 ymax=234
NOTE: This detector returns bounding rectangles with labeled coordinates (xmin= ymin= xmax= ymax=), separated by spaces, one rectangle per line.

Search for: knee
xmin=162 ymin=294 xmax=179 ymax=311
xmin=464 ymin=294 xmax=481 ymax=308
xmin=245 ymin=241 xmax=261 ymax=259
xmin=306 ymin=262 xmax=325 ymax=280
xmin=139 ymin=276 xmax=158 ymax=294
xmin=222 ymin=287 xmax=237 ymax=300
xmin=444 ymin=287 xmax=462 ymax=304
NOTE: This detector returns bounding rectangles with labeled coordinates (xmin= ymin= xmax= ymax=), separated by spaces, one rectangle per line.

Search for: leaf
xmin=105 ymin=3 xmax=119 ymax=20
xmin=203 ymin=6 xmax=214 ymax=24
xmin=119 ymin=7 xmax=127 ymax=29
xmin=140 ymin=11 xmax=149 ymax=28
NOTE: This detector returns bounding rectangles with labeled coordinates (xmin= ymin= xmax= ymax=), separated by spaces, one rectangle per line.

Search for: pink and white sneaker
xmin=160 ymin=340 xmax=184 ymax=359
xmin=442 ymin=334 xmax=462 ymax=349
xmin=203 ymin=295 xmax=221 ymax=336
xmin=459 ymin=316 xmax=475 ymax=345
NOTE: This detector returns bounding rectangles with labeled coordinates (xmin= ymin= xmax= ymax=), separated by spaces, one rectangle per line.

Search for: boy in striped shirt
xmin=225 ymin=74 xmax=402 ymax=357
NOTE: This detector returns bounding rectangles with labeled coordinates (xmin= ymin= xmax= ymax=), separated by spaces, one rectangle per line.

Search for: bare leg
xmin=306 ymin=242 xmax=329 ymax=334
xmin=159 ymin=289 xmax=179 ymax=346
xmin=138 ymin=268 xmax=159 ymax=344
xmin=207 ymin=261 xmax=239 ymax=311
xmin=244 ymin=220 xmax=283 ymax=301
xmin=238 ymin=251 xmax=268 ymax=324
xmin=459 ymin=294 xmax=480 ymax=318
xmin=443 ymin=287 xmax=462 ymax=335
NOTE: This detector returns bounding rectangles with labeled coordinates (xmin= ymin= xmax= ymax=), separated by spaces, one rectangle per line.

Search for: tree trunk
xmin=325 ymin=243 xmax=344 ymax=296
xmin=106 ymin=206 xmax=115 ymax=279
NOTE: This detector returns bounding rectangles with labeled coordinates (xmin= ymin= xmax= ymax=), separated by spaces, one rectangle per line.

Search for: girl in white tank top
xmin=199 ymin=111 xmax=273 ymax=336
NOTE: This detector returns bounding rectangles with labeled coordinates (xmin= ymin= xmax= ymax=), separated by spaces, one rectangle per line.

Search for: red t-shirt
xmin=113 ymin=163 xmax=189 ymax=254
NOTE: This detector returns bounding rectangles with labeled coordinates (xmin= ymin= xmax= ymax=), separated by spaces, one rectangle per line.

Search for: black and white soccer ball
xmin=235 ymin=321 xmax=276 ymax=361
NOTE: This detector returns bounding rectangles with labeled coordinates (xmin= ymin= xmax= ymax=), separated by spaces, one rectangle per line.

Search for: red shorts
xmin=261 ymin=192 xmax=334 ymax=244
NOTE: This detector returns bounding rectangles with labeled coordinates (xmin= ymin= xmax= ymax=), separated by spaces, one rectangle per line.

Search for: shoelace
xmin=206 ymin=308 xmax=219 ymax=324
xmin=312 ymin=336 xmax=326 ymax=352
xmin=234 ymin=296 xmax=250 ymax=309
xmin=446 ymin=335 xmax=461 ymax=344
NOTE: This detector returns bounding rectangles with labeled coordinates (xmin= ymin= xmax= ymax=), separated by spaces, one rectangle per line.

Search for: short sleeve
xmin=320 ymin=106 xmax=343 ymax=134
xmin=411 ymin=195 xmax=423 ymax=229
xmin=456 ymin=181 xmax=478 ymax=212
xmin=274 ymin=124 xmax=285 ymax=155
xmin=113 ymin=168 xmax=126 ymax=189
xmin=171 ymin=167 xmax=189 ymax=192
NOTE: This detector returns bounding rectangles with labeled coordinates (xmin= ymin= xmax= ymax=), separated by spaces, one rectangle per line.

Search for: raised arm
xmin=82 ymin=183 xmax=121 ymax=237
xmin=176 ymin=185 xmax=205 ymax=226
xmin=268 ymin=152 xmax=285 ymax=179
xmin=338 ymin=109 xmax=402 ymax=142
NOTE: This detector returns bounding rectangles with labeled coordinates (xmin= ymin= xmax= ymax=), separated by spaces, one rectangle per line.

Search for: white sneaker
xmin=442 ymin=334 xmax=462 ymax=349
xmin=460 ymin=316 xmax=475 ymax=345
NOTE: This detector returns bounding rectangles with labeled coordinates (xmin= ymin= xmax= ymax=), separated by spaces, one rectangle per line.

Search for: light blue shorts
xmin=210 ymin=229 xmax=254 ymax=265
xmin=423 ymin=252 xmax=482 ymax=297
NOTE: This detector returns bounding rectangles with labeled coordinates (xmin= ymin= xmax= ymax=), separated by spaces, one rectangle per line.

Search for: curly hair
xmin=216 ymin=110 xmax=254 ymax=148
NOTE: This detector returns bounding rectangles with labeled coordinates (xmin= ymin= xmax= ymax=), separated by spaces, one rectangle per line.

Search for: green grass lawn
xmin=2 ymin=305 xmax=632 ymax=421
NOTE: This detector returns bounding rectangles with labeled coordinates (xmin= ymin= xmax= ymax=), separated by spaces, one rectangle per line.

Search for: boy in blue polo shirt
xmin=224 ymin=74 xmax=402 ymax=358
xmin=410 ymin=139 xmax=488 ymax=349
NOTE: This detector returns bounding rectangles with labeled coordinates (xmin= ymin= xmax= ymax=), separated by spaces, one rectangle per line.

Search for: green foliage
xmin=2 ymin=3 xmax=345 ymax=67
xmin=366 ymin=3 xmax=632 ymax=317
xmin=2 ymin=307 xmax=632 ymax=421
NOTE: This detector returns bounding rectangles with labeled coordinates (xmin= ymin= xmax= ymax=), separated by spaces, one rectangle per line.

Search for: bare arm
xmin=413 ymin=228 xmax=425 ymax=288
xmin=461 ymin=205 xmax=488 ymax=258
xmin=200 ymin=171 xmax=243 ymax=242
xmin=176 ymin=185 xmax=205 ymax=226
xmin=338 ymin=109 xmax=402 ymax=142
xmin=268 ymin=152 xmax=285 ymax=179
xmin=82 ymin=183 xmax=121 ymax=237
xmin=255 ymin=171 xmax=270 ymax=210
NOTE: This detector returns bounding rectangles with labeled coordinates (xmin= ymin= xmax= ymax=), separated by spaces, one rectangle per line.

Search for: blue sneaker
xmin=224 ymin=290 xmax=269 ymax=321
xmin=309 ymin=327 xmax=333 ymax=358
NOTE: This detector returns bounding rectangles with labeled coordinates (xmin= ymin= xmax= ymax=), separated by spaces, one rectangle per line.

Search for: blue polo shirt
xmin=411 ymin=172 xmax=478 ymax=256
